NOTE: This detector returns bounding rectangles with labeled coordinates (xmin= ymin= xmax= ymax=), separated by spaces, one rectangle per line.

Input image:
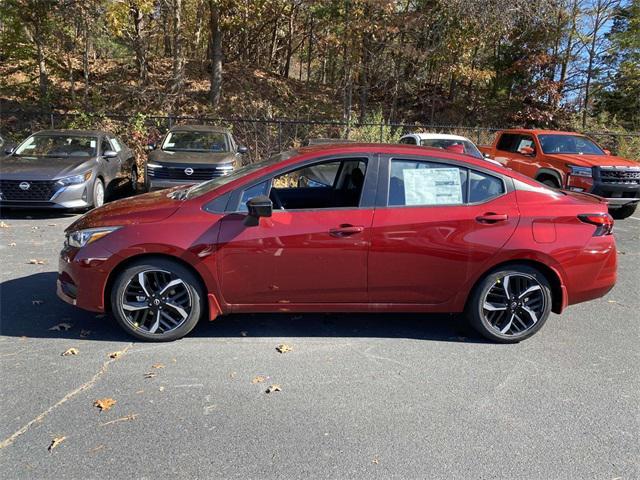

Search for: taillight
xmin=578 ymin=213 xmax=614 ymax=236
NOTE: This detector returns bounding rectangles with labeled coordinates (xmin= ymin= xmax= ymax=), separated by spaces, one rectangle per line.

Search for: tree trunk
xmin=83 ymin=19 xmax=90 ymax=109
xmin=34 ymin=21 xmax=48 ymax=109
xmin=130 ymin=3 xmax=149 ymax=85
xmin=171 ymin=0 xmax=184 ymax=94
xmin=209 ymin=0 xmax=222 ymax=106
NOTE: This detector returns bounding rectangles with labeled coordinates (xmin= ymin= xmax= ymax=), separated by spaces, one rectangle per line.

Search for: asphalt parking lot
xmin=0 ymin=208 xmax=638 ymax=479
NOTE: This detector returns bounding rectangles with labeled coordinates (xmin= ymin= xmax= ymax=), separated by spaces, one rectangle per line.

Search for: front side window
xmin=538 ymin=134 xmax=604 ymax=155
xmin=110 ymin=137 xmax=123 ymax=152
xmin=162 ymin=131 xmax=229 ymax=152
xmin=239 ymin=180 xmax=270 ymax=212
xmin=496 ymin=133 xmax=520 ymax=152
xmin=269 ymin=159 xmax=367 ymax=210
xmin=515 ymin=136 xmax=536 ymax=153
xmin=14 ymin=134 xmax=98 ymax=158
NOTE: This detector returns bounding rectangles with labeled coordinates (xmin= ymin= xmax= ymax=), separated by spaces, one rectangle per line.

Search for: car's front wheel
xmin=610 ymin=203 xmax=637 ymax=220
xmin=110 ymin=259 xmax=204 ymax=341
xmin=92 ymin=178 xmax=105 ymax=208
xmin=466 ymin=264 xmax=552 ymax=343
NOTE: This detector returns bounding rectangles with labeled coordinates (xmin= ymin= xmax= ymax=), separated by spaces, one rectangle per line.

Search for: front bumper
xmin=0 ymin=180 xmax=93 ymax=209
xmin=57 ymin=243 xmax=123 ymax=312
xmin=591 ymin=167 xmax=640 ymax=208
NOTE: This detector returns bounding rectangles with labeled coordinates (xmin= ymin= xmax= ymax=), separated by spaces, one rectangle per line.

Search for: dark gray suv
xmin=0 ymin=129 xmax=136 ymax=210
xmin=145 ymin=125 xmax=247 ymax=191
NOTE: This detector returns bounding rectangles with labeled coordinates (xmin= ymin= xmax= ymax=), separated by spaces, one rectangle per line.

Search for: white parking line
xmin=628 ymin=216 xmax=640 ymax=221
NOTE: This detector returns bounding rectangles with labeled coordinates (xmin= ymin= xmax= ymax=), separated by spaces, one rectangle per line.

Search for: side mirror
xmin=103 ymin=150 xmax=118 ymax=159
xmin=4 ymin=147 xmax=14 ymax=155
xmin=244 ymin=195 xmax=272 ymax=226
xmin=237 ymin=145 xmax=248 ymax=154
xmin=483 ymin=152 xmax=492 ymax=159
xmin=146 ymin=144 xmax=156 ymax=151
xmin=518 ymin=146 xmax=535 ymax=156
xmin=603 ymin=149 xmax=611 ymax=155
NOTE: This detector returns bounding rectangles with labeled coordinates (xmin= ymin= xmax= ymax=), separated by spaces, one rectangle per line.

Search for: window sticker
xmin=90 ymin=140 xmax=96 ymax=148
xmin=403 ymin=167 xmax=463 ymax=205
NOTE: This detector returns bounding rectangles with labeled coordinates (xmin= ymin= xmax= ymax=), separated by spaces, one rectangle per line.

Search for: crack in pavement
xmin=0 ymin=343 xmax=134 ymax=450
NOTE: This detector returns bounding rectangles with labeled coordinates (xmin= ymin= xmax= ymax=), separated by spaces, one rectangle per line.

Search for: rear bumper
xmin=565 ymin=235 xmax=617 ymax=306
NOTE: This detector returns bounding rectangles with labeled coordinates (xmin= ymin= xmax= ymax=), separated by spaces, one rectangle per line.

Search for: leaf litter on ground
xmin=48 ymin=436 xmax=66 ymax=452
xmin=276 ymin=344 xmax=293 ymax=353
xmin=265 ymin=384 xmax=282 ymax=394
xmin=94 ymin=398 xmax=116 ymax=412
xmin=61 ymin=347 xmax=79 ymax=356
xmin=49 ymin=322 xmax=72 ymax=331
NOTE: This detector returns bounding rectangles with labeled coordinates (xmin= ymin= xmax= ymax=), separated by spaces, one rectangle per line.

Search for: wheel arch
xmin=465 ymin=259 xmax=565 ymax=314
xmin=104 ymin=252 xmax=219 ymax=319
xmin=535 ymin=168 xmax=563 ymax=187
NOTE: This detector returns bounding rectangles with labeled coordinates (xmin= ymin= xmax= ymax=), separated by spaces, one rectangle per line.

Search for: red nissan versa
xmin=57 ymin=143 xmax=617 ymax=343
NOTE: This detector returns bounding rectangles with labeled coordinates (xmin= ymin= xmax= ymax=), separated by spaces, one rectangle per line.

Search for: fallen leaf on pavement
xmin=94 ymin=398 xmax=116 ymax=412
xmin=0 ymin=221 xmax=10 ymax=228
xmin=100 ymin=414 xmax=137 ymax=426
xmin=61 ymin=347 xmax=79 ymax=356
xmin=32 ymin=299 xmax=44 ymax=305
xmin=151 ymin=363 xmax=165 ymax=369
xmin=251 ymin=375 xmax=266 ymax=384
xmin=28 ymin=259 xmax=46 ymax=265
xmin=607 ymin=300 xmax=617 ymax=303
xmin=276 ymin=344 xmax=293 ymax=353
xmin=265 ymin=384 xmax=281 ymax=394
xmin=49 ymin=322 xmax=72 ymax=331
xmin=80 ymin=329 xmax=91 ymax=338
xmin=48 ymin=436 xmax=66 ymax=452
xmin=109 ymin=351 xmax=123 ymax=359
xmin=144 ymin=372 xmax=157 ymax=379
xmin=48 ymin=223 xmax=57 ymax=227
xmin=88 ymin=445 xmax=105 ymax=454
xmin=8 ymin=242 xmax=16 ymax=247
xmin=159 ymin=386 xmax=165 ymax=392
xmin=240 ymin=331 xmax=248 ymax=337
xmin=372 ymin=455 xmax=379 ymax=465
xmin=229 ymin=371 xmax=237 ymax=379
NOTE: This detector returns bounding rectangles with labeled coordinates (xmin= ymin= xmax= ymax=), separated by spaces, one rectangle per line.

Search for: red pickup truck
xmin=479 ymin=129 xmax=640 ymax=219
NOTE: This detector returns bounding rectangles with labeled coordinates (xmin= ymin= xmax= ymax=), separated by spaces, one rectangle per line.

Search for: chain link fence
xmin=2 ymin=111 xmax=639 ymax=163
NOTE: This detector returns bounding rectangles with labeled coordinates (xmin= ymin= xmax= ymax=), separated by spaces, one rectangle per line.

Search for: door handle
xmin=476 ymin=213 xmax=508 ymax=224
xmin=329 ymin=224 xmax=364 ymax=237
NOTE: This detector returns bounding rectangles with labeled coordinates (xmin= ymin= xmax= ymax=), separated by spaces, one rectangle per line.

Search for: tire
xmin=110 ymin=259 xmax=205 ymax=341
xmin=466 ymin=264 xmax=552 ymax=343
xmin=130 ymin=165 xmax=139 ymax=194
xmin=92 ymin=178 xmax=105 ymax=208
xmin=610 ymin=203 xmax=637 ymax=220
xmin=541 ymin=178 xmax=560 ymax=189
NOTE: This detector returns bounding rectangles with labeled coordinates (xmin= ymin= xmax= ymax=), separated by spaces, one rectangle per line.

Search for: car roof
xmin=169 ymin=124 xmax=230 ymax=134
xmin=34 ymin=129 xmax=106 ymax=136
xmin=498 ymin=129 xmax=586 ymax=136
xmin=403 ymin=132 xmax=473 ymax=142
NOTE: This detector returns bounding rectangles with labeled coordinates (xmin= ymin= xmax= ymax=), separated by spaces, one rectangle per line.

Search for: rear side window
xmin=109 ymin=137 xmax=122 ymax=153
xmin=389 ymin=159 xmax=505 ymax=206
xmin=468 ymin=170 xmax=505 ymax=203
xmin=389 ymin=160 xmax=467 ymax=206
xmin=400 ymin=136 xmax=417 ymax=145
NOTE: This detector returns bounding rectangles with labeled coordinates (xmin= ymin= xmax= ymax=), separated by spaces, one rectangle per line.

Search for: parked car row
xmin=2 ymin=126 xmax=638 ymax=218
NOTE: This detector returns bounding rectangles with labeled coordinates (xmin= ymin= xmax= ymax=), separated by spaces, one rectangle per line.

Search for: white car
xmin=399 ymin=133 xmax=499 ymax=164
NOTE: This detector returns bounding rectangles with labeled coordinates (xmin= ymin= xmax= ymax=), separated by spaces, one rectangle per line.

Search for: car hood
xmin=149 ymin=149 xmax=236 ymax=165
xmin=0 ymin=155 xmax=97 ymax=180
xmin=545 ymin=153 xmax=639 ymax=168
xmin=67 ymin=188 xmax=183 ymax=232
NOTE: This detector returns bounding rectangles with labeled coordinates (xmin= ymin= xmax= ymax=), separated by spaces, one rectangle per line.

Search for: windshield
xmin=162 ymin=131 xmax=229 ymax=152
xmin=185 ymin=150 xmax=296 ymax=199
xmin=14 ymin=134 xmax=98 ymax=157
xmin=538 ymin=135 xmax=604 ymax=155
xmin=420 ymin=138 xmax=483 ymax=159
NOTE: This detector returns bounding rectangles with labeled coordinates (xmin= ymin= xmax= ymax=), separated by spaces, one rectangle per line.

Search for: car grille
xmin=598 ymin=168 xmax=640 ymax=184
xmin=147 ymin=165 xmax=231 ymax=181
xmin=0 ymin=180 xmax=59 ymax=201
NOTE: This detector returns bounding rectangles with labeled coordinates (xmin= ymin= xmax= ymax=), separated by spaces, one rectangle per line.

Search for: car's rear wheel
xmin=110 ymin=259 xmax=204 ymax=341
xmin=541 ymin=178 xmax=560 ymax=189
xmin=467 ymin=265 xmax=552 ymax=343
xmin=92 ymin=178 xmax=105 ymax=208
xmin=610 ymin=203 xmax=637 ymax=220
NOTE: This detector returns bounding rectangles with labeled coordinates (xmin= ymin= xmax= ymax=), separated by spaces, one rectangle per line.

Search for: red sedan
xmin=57 ymin=143 xmax=617 ymax=342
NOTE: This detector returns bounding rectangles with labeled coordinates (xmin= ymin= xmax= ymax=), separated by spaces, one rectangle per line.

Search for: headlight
xmin=146 ymin=163 xmax=163 ymax=168
xmin=567 ymin=165 xmax=593 ymax=177
xmin=215 ymin=163 xmax=235 ymax=171
xmin=66 ymin=226 xmax=121 ymax=248
xmin=57 ymin=171 xmax=92 ymax=186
